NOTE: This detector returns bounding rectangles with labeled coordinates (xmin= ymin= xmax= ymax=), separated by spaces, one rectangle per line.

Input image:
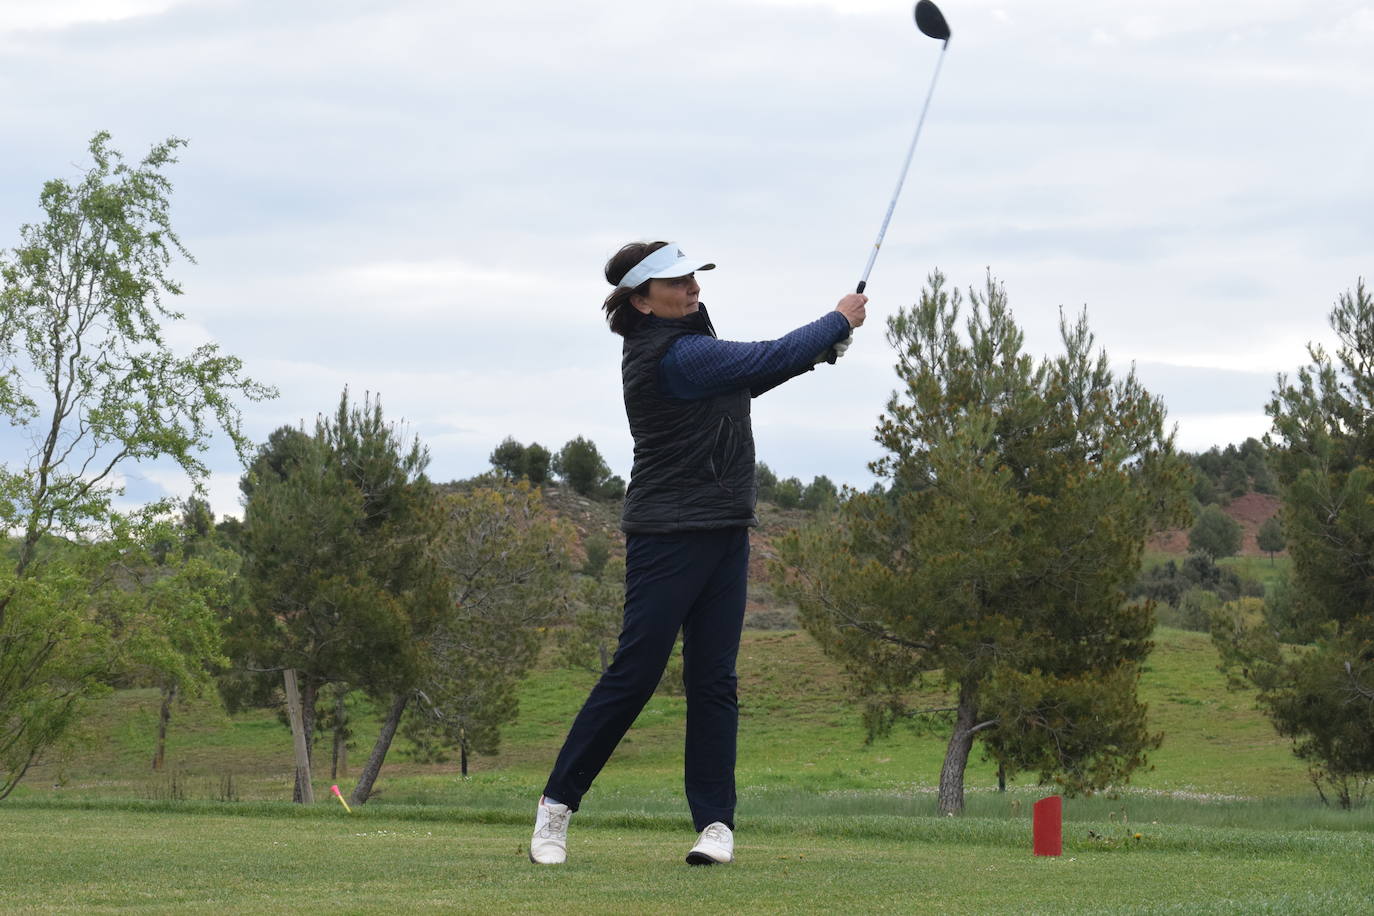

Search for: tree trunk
xmin=297 ymin=675 xmax=319 ymax=801
xmin=349 ymin=692 xmax=409 ymax=806
xmin=937 ymin=684 xmax=980 ymax=815
xmin=302 ymin=676 xmax=318 ymax=757
xmin=331 ymin=690 xmax=348 ymax=780
xmin=460 ymin=737 xmax=469 ymax=778
xmin=284 ymin=669 xmax=315 ymax=804
xmin=997 ymin=762 xmax=1006 ymax=793
xmin=152 ymin=683 xmax=177 ymax=771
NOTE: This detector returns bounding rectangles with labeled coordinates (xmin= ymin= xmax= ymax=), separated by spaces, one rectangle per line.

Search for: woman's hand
xmin=835 ymin=293 xmax=868 ymax=329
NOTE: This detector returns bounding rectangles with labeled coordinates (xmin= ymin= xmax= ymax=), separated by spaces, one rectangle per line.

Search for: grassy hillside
xmin=17 ymin=628 xmax=1313 ymax=810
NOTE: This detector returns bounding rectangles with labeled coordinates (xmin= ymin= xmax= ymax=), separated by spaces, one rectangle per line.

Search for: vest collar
xmin=643 ymin=303 xmax=716 ymax=338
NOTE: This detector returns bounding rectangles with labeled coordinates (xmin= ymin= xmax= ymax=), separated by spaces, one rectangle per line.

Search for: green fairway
xmin=4 ymin=626 xmax=1373 ymax=913
xmin=1 ymin=803 xmax=1370 ymax=914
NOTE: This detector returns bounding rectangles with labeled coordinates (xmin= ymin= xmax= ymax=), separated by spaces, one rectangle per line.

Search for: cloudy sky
xmin=2 ymin=0 xmax=1370 ymax=520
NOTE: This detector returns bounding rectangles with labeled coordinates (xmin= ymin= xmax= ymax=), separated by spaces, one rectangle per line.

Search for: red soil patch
xmin=1148 ymin=492 xmax=1283 ymax=557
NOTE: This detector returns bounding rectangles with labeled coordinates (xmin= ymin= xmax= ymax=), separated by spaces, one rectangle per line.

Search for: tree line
xmin=0 ymin=134 xmax=586 ymax=801
xmin=2 ymin=134 xmax=1369 ymax=810
xmin=489 ymin=435 xmax=624 ymax=500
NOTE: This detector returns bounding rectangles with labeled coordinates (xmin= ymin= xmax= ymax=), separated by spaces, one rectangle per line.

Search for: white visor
xmin=616 ymin=243 xmax=715 ymax=290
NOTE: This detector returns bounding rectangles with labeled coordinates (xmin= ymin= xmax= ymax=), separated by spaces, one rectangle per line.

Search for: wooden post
xmin=283 ymin=669 xmax=314 ymax=804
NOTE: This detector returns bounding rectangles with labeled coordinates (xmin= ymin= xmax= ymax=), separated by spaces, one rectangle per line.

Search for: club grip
xmin=826 ymin=280 xmax=867 ymax=363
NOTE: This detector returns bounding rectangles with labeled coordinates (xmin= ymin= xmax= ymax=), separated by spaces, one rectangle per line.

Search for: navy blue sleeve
xmin=659 ymin=311 xmax=852 ymax=401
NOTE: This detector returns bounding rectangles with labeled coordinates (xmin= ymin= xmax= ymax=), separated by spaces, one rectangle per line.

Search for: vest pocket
xmin=710 ymin=415 xmax=738 ymax=490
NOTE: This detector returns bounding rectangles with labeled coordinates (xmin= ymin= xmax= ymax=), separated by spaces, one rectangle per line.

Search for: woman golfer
xmin=530 ymin=241 xmax=866 ymax=865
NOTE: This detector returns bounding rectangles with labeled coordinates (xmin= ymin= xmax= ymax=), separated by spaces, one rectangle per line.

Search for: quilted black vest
xmin=619 ymin=306 xmax=758 ymax=533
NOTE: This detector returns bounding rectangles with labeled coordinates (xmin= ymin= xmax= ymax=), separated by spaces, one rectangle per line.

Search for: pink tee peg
xmin=331 ymin=784 xmax=353 ymax=814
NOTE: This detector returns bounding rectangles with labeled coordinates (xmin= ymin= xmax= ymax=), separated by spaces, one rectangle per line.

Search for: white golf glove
xmin=815 ymin=335 xmax=853 ymax=365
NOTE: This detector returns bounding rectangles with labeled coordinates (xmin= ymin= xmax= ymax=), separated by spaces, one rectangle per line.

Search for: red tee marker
xmin=1033 ymin=795 xmax=1062 ymax=856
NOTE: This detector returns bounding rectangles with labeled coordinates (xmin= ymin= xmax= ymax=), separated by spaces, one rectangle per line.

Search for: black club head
xmin=915 ymin=0 xmax=951 ymax=45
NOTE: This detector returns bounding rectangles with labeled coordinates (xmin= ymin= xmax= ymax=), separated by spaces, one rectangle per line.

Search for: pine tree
xmin=1257 ymin=517 xmax=1285 ymax=565
xmin=552 ymin=436 xmax=614 ymax=497
xmin=1188 ymin=505 xmax=1243 ymax=560
xmin=1215 ymin=279 xmax=1374 ymax=807
xmin=236 ymin=391 xmax=444 ymax=803
xmin=776 ymin=272 xmax=1190 ymax=813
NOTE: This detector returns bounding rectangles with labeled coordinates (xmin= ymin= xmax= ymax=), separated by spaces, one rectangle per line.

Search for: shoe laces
xmin=538 ymin=806 xmax=571 ymax=840
xmin=701 ymin=823 xmax=729 ymax=845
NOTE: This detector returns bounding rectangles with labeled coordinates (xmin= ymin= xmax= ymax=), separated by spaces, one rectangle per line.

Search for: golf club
xmin=859 ymin=0 xmax=950 ymax=294
xmin=829 ymin=0 xmax=950 ymax=362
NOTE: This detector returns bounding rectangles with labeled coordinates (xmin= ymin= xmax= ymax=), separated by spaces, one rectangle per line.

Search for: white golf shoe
xmin=686 ymin=821 xmax=734 ymax=865
xmin=529 ymin=796 xmax=572 ymax=864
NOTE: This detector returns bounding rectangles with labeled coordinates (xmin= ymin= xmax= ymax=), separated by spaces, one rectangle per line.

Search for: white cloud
xmin=1309 ymin=6 xmax=1374 ymax=44
xmin=136 ymin=464 xmax=244 ymax=519
xmin=1170 ymin=413 xmax=1273 ymax=453
xmin=328 ymin=259 xmax=560 ymax=318
xmin=0 ymin=0 xmax=183 ymax=32
xmin=2 ymin=0 xmax=1368 ymax=513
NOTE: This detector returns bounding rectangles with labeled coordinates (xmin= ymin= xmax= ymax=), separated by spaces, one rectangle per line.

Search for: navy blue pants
xmin=543 ymin=527 xmax=749 ymax=831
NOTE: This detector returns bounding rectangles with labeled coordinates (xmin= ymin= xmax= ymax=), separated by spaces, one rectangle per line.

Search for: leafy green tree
xmin=1257 ymin=516 xmax=1285 ymax=565
xmin=1215 ymin=279 xmax=1374 ymax=807
xmin=580 ymin=533 xmax=612 ymax=579
xmin=525 ymin=443 xmax=552 ymax=486
xmin=773 ymin=477 xmax=803 ymax=510
xmin=775 ymin=272 xmax=1190 ymax=814
xmin=558 ymin=559 xmax=626 ymax=677
xmin=489 ymin=436 xmax=528 ymax=479
xmin=1260 ymin=573 xmax=1320 ymax=645
xmin=555 ymin=556 xmax=683 ymax=697
xmin=489 ymin=437 xmax=551 ymax=486
xmin=0 ymin=521 xmax=229 ymax=798
xmin=180 ymin=498 xmax=215 ymax=551
xmin=405 ymin=482 xmax=574 ymax=776
xmin=1190 ymin=467 xmax=1219 ymax=506
xmin=756 ymin=462 xmax=778 ymax=503
xmin=1188 ymin=505 xmax=1244 ymax=560
xmin=150 ymin=499 xmax=243 ymax=771
xmin=597 ymin=474 xmax=627 ymax=501
xmin=1240 ymin=437 xmax=1276 ymax=494
xmin=0 ymin=132 xmax=272 ymax=799
xmin=1172 ymin=588 xmax=1221 ymax=633
xmin=801 ymin=475 xmax=839 ymax=510
xmin=1220 ymin=453 xmax=1250 ymax=499
xmin=553 ymin=436 xmax=615 ymax=498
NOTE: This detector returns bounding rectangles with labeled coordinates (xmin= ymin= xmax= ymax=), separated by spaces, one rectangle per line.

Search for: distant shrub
xmin=1157 ymin=588 xmax=1220 ymax=632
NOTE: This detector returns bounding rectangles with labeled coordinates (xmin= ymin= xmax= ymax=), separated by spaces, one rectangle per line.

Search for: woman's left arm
xmin=659 ymin=311 xmax=853 ymax=400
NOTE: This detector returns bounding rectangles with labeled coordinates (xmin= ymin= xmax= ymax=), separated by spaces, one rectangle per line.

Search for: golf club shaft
xmin=856 ymin=43 xmax=948 ymax=295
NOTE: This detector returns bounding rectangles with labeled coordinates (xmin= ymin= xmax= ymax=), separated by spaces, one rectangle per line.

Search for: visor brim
xmin=647 ymin=259 xmax=715 ymax=279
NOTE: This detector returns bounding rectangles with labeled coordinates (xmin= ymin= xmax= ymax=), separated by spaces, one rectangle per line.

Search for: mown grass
xmin=7 ymin=625 xmax=1371 ymax=913
xmin=1 ymin=803 xmax=1369 ymax=914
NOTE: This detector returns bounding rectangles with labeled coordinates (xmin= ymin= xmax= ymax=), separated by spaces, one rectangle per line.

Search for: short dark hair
xmin=602 ymin=240 xmax=669 ymax=336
